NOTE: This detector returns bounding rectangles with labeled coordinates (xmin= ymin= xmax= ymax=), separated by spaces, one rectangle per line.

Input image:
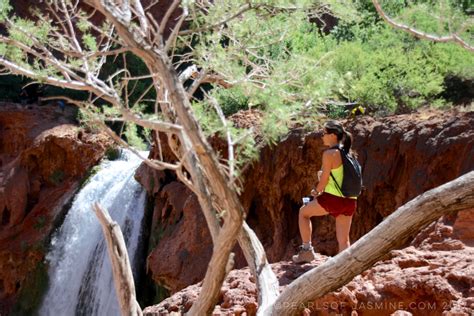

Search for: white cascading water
xmin=39 ymin=149 xmax=147 ymax=316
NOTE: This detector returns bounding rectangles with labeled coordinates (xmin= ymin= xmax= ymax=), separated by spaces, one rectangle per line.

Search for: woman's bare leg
xmin=335 ymin=215 xmax=353 ymax=253
xmin=298 ymin=200 xmax=329 ymax=244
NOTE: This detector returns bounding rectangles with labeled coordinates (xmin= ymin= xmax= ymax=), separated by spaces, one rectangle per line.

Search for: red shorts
xmin=317 ymin=192 xmax=357 ymax=217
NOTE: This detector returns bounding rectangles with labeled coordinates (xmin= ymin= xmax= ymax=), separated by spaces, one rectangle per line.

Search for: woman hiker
xmin=292 ymin=120 xmax=358 ymax=263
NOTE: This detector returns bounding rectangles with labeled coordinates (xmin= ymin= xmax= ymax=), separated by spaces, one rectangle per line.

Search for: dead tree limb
xmin=270 ymin=170 xmax=474 ymax=315
xmin=92 ymin=202 xmax=143 ymax=316
xmin=238 ymin=222 xmax=280 ymax=315
xmin=371 ymin=0 xmax=474 ymax=52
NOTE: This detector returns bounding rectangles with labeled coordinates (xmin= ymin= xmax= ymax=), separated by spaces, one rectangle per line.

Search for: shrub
xmin=105 ymin=146 xmax=121 ymax=161
xmin=49 ymin=169 xmax=64 ymax=186
xmin=11 ymin=259 xmax=49 ymax=315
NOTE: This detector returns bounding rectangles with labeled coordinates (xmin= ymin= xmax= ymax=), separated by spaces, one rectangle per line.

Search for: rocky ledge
xmin=144 ymin=208 xmax=473 ymax=315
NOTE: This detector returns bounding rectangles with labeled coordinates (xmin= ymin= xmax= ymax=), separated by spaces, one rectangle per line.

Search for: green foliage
xmin=376 ymin=0 xmax=471 ymax=35
xmin=105 ymin=146 xmax=121 ymax=161
xmin=260 ymin=107 xmax=291 ymax=145
xmin=243 ymin=3 xmax=473 ymax=115
xmin=214 ymin=86 xmax=250 ymax=116
xmin=82 ymin=33 xmax=97 ymax=51
xmin=9 ymin=18 xmax=36 ymax=46
xmin=77 ymin=107 xmax=100 ymax=132
xmin=124 ymin=123 xmax=148 ymax=150
xmin=192 ymin=100 xmax=222 ymax=136
xmin=152 ymin=285 xmax=170 ymax=305
xmin=49 ymin=169 xmax=65 ymax=186
xmin=325 ymin=36 xmax=437 ymax=111
xmin=33 ymin=215 xmax=47 ymax=230
xmin=325 ymin=103 xmax=348 ymax=119
xmin=187 ymin=0 xmax=473 ymax=177
xmin=11 ymin=259 xmax=49 ymax=316
xmin=77 ymin=18 xmax=92 ymax=33
xmin=79 ymin=165 xmax=101 ymax=189
xmin=326 ymin=26 xmax=473 ymax=113
xmin=0 ymin=0 xmax=11 ymax=22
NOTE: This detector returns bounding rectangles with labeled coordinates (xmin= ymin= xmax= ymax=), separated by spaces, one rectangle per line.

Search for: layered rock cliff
xmin=138 ymin=109 xmax=474 ymax=303
xmin=0 ymin=103 xmax=113 ymax=314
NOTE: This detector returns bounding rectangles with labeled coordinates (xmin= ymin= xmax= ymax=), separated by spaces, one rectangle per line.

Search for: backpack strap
xmin=330 ymin=172 xmax=344 ymax=197
xmin=328 ymin=144 xmax=345 ymax=197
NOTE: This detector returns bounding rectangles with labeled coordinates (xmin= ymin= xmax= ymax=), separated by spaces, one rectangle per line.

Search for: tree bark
xmin=238 ymin=222 xmax=280 ymax=315
xmin=92 ymin=203 xmax=143 ymax=316
xmin=89 ymin=2 xmax=246 ymax=314
xmin=142 ymin=40 xmax=245 ymax=316
xmin=269 ymin=171 xmax=474 ymax=315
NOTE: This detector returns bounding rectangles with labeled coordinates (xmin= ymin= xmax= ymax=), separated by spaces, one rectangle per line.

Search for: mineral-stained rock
xmin=146 ymin=181 xmax=213 ymax=293
xmin=140 ymin=109 xmax=474 ymax=295
xmin=0 ymin=103 xmax=113 ymax=314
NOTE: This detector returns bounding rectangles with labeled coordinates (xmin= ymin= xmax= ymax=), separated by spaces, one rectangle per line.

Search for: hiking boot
xmin=292 ymin=246 xmax=316 ymax=263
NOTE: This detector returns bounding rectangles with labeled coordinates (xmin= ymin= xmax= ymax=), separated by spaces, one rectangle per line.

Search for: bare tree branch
xmin=200 ymin=73 xmax=234 ymax=88
xmin=179 ymin=2 xmax=257 ymax=36
xmin=158 ymin=0 xmax=181 ymax=40
xmin=238 ymin=222 xmax=280 ymax=315
xmin=93 ymin=203 xmax=143 ymax=316
xmin=186 ymin=69 xmax=207 ymax=97
xmin=118 ymin=107 xmax=183 ymax=134
xmin=0 ymin=56 xmax=90 ymax=90
xmin=165 ymin=4 xmax=188 ymax=53
xmin=131 ymin=0 xmax=149 ymax=34
xmin=0 ymin=1 xmax=356 ymax=314
xmin=371 ymin=0 xmax=474 ymax=52
xmin=209 ymin=96 xmax=236 ymax=182
xmin=5 ymin=2 xmax=469 ymax=315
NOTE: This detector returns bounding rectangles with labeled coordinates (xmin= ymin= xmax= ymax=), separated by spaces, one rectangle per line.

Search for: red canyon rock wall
xmin=0 ymin=103 xmax=112 ymax=313
xmin=139 ymin=109 xmax=474 ymax=296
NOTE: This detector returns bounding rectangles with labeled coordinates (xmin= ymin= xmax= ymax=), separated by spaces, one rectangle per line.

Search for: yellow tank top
xmin=324 ymin=164 xmax=357 ymax=199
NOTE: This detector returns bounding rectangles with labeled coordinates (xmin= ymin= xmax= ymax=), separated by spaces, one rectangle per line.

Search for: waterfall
xmin=39 ymin=150 xmax=147 ymax=316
